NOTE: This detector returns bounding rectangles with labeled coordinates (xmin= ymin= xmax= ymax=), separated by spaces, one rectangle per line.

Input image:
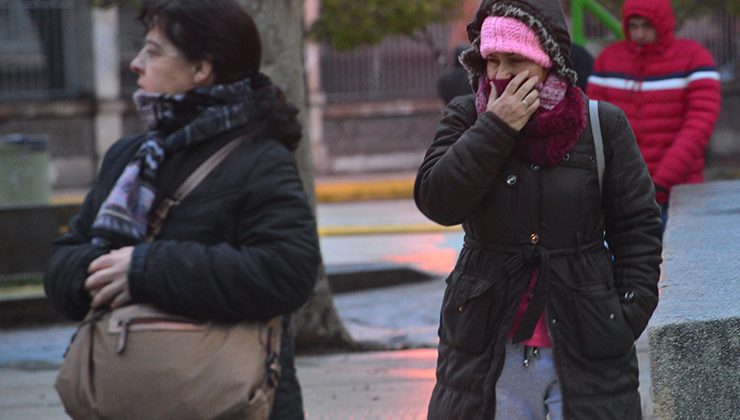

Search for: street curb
xmin=0 ymin=295 xmax=66 ymax=328
xmin=315 ymin=177 xmax=414 ymax=203
xmin=326 ymin=263 xmax=434 ymax=294
xmin=0 ymin=264 xmax=435 ymax=328
xmin=319 ymin=223 xmax=459 ymax=237
xmin=51 ymin=177 xmax=417 ymax=206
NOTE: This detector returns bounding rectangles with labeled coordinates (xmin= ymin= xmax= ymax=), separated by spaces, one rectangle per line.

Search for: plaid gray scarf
xmin=91 ymin=75 xmax=268 ymax=246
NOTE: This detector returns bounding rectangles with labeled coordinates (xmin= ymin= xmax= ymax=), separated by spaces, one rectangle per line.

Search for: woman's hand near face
xmin=85 ymin=246 xmax=134 ymax=310
xmin=486 ymin=70 xmax=540 ymax=131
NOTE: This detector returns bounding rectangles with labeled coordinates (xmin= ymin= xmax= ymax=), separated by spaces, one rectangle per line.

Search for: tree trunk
xmin=239 ymin=0 xmax=354 ymax=350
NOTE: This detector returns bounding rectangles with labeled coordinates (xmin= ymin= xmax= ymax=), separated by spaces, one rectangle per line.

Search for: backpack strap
xmin=589 ymin=99 xmax=605 ymax=196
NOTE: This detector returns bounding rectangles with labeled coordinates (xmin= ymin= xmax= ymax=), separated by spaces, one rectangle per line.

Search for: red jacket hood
xmin=622 ymin=0 xmax=675 ymax=49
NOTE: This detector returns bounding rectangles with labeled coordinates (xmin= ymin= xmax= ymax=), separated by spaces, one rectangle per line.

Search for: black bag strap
xmin=147 ymin=136 xmax=244 ymax=240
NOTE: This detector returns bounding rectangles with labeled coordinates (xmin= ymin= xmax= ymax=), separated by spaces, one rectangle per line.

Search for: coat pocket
xmin=572 ymin=284 xmax=635 ymax=359
xmin=440 ymin=271 xmax=501 ymax=354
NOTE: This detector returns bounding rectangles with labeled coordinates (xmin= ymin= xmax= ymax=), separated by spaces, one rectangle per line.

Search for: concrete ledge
xmin=326 ymin=263 xmax=433 ymax=294
xmin=0 ymin=204 xmax=80 ymax=276
xmin=0 ymin=263 xmax=433 ymax=327
xmin=0 ymin=295 xmax=66 ymax=328
xmin=648 ymin=180 xmax=740 ymax=419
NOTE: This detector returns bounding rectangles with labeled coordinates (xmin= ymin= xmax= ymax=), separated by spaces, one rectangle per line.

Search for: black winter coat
xmin=45 ymin=128 xmax=320 ymax=420
xmin=415 ymin=95 xmax=662 ymax=419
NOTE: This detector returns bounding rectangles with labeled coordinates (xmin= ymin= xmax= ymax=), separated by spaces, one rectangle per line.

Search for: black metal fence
xmin=320 ymin=12 xmax=740 ymax=103
xmin=1 ymin=3 xmax=738 ymax=102
xmin=320 ymin=24 xmax=451 ymax=103
xmin=582 ymin=10 xmax=740 ymax=83
xmin=0 ymin=0 xmax=82 ymax=101
xmin=678 ymin=13 xmax=739 ymax=84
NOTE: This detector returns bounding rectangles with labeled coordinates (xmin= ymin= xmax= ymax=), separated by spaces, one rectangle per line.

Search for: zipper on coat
xmin=522 ymin=345 xmax=541 ymax=368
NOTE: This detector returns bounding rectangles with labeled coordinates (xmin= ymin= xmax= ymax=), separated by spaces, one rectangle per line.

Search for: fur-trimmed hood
xmin=460 ymin=0 xmax=576 ymax=89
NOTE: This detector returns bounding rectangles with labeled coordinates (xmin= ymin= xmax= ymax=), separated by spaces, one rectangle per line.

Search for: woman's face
xmin=486 ymin=52 xmax=548 ymax=82
xmin=130 ymin=27 xmax=213 ymax=94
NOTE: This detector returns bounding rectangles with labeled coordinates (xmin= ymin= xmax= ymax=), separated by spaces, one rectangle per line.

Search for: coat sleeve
xmin=42 ymin=140 xmax=131 ymax=320
xmin=127 ymin=142 xmax=320 ymax=322
xmin=414 ymin=95 xmax=518 ymax=226
xmin=652 ymin=46 xmax=721 ymax=196
xmin=601 ymin=103 xmax=663 ymax=339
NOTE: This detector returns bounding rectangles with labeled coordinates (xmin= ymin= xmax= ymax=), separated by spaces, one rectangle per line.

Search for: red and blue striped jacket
xmin=586 ymin=0 xmax=721 ymax=204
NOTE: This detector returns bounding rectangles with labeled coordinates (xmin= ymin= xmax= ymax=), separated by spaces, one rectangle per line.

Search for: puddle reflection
xmin=321 ymin=231 xmax=463 ymax=276
xmin=381 ymin=233 xmax=462 ymax=276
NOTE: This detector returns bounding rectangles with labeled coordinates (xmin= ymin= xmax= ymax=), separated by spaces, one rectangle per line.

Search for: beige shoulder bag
xmin=55 ymin=136 xmax=282 ymax=420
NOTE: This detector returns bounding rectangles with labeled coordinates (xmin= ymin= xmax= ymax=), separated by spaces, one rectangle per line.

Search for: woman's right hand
xmin=486 ymin=70 xmax=540 ymax=131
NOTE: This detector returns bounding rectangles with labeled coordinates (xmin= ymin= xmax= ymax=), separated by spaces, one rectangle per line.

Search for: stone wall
xmin=322 ymin=98 xmax=442 ymax=174
xmin=648 ymin=180 xmax=740 ymax=419
xmin=707 ymin=89 xmax=740 ymax=166
xmin=1 ymin=90 xmax=739 ymax=191
xmin=0 ymin=101 xmax=96 ymax=190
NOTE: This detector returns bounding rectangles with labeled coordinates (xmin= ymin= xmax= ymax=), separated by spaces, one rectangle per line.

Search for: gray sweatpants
xmin=494 ymin=342 xmax=563 ymax=420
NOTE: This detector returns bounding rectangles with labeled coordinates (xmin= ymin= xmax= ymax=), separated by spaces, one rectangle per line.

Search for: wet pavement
xmin=0 ymin=279 xmax=653 ymax=420
xmin=0 ymin=197 xmax=654 ymax=419
xmin=0 ymin=284 xmax=445 ymax=419
xmin=317 ymin=199 xmax=462 ymax=276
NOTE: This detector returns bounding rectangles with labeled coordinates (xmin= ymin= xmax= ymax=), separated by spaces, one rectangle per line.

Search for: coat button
xmin=530 ymin=164 xmax=541 ymax=172
xmin=561 ymin=153 xmax=570 ymax=162
xmin=623 ymin=290 xmax=636 ymax=302
xmin=609 ymin=313 xmax=615 ymax=320
xmin=458 ymin=305 xmax=464 ymax=313
xmin=530 ymin=233 xmax=540 ymax=245
xmin=551 ymin=318 xmax=558 ymax=326
xmin=506 ymin=174 xmax=518 ymax=186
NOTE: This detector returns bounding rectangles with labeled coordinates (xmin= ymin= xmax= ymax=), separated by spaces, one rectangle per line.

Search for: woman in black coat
xmin=44 ymin=1 xmax=319 ymax=418
xmin=414 ymin=0 xmax=662 ymax=418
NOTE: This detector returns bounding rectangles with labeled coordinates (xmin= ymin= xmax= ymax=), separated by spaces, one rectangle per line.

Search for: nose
xmin=495 ymin=62 xmax=514 ymax=80
xmin=130 ymin=51 xmax=144 ymax=75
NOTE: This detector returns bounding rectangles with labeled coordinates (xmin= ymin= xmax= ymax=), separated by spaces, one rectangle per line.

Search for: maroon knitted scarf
xmin=476 ymin=75 xmax=587 ymax=166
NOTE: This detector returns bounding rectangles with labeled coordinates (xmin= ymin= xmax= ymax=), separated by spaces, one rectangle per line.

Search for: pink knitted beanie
xmin=480 ymin=16 xmax=552 ymax=69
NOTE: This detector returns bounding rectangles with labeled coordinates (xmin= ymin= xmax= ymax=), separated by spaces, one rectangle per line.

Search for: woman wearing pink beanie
xmin=414 ymin=0 xmax=662 ymax=419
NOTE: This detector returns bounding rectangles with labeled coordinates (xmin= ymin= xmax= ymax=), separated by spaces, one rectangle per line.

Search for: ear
xmin=191 ymin=59 xmax=215 ymax=86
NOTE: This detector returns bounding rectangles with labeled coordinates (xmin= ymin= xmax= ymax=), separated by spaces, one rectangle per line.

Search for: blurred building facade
xmin=1 ymin=0 xmax=739 ymax=192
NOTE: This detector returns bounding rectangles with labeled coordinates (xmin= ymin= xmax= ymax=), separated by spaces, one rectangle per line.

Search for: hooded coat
xmin=415 ymin=1 xmax=662 ymax=418
xmin=587 ymin=0 xmax=721 ymax=204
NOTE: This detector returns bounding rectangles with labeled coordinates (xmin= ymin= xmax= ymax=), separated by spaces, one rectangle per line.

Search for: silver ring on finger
xmin=523 ymin=98 xmax=530 ymax=107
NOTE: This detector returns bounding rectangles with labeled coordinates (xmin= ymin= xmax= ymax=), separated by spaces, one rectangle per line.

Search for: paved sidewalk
xmin=0 ymin=349 xmax=436 ymax=420
xmin=0 ymin=280 xmax=443 ymax=420
xmin=2 ymin=188 xmax=656 ymax=419
xmin=50 ymin=171 xmax=418 ymax=206
xmin=0 ymin=279 xmax=654 ymax=420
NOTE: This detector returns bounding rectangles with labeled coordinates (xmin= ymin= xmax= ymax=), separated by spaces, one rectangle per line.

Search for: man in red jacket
xmin=587 ymin=0 xmax=721 ymax=227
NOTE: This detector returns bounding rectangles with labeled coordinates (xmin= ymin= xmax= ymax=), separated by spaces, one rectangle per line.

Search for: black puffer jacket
xmin=416 ymin=91 xmax=662 ymax=418
xmin=45 ymin=123 xmax=319 ymax=419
